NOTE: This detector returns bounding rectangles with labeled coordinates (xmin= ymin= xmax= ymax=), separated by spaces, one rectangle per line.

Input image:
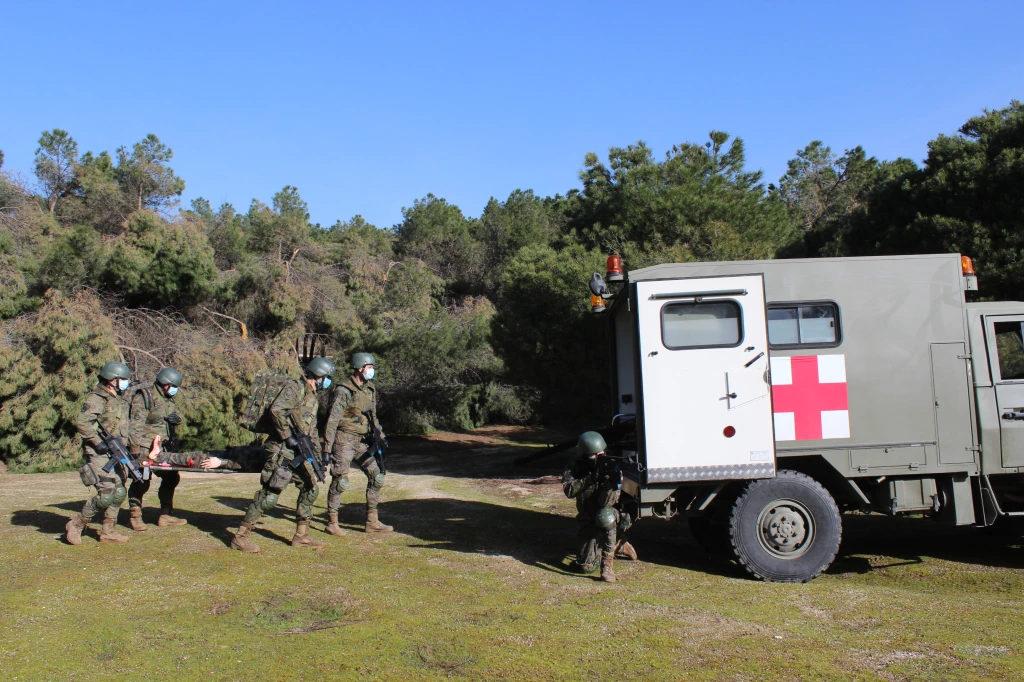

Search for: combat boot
xmin=365 ymin=509 xmax=393 ymax=534
xmin=128 ymin=507 xmax=148 ymax=532
xmin=291 ymin=521 xmax=325 ymax=550
xmin=65 ymin=514 xmax=88 ymax=545
xmin=600 ymin=551 xmax=617 ymax=582
xmin=99 ymin=518 xmax=129 ymax=543
xmin=157 ymin=507 xmax=187 ymax=527
xmin=324 ymin=511 xmax=346 ymax=537
xmin=231 ymin=521 xmax=260 ymax=553
xmin=615 ymin=540 xmax=637 ymax=561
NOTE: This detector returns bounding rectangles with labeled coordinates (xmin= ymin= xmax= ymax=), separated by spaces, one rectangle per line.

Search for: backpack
xmin=240 ymin=371 xmax=292 ymax=433
xmin=127 ymin=385 xmax=154 ymax=420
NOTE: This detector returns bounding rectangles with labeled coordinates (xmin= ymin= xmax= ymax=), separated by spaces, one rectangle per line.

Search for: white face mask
xmin=363 ymin=367 xmax=375 ymax=381
xmin=167 ymin=386 xmax=179 ymax=397
xmin=117 ymin=379 xmax=130 ymax=392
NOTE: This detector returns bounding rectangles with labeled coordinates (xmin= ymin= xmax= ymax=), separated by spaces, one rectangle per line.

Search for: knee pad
xmin=97 ymin=486 xmax=127 ymax=509
xmin=331 ymin=475 xmax=350 ymax=494
xmin=594 ymin=507 xmax=618 ymax=530
xmin=371 ymin=472 xmax=386 ymax=490
xmin=305 ymin=484 xmax=320 ymax=502
xmin=256 ymin=491 xmax=280 ymax=514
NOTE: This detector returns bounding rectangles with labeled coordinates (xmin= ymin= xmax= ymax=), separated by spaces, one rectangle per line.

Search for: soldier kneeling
xmin=562 ymin=431 xmax=637 ymax=582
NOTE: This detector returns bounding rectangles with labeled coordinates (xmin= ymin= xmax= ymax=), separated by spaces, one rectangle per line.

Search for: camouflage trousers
xmin=78 ymin=455 xmax=127 ymax=521
xmin=242 ymin=444 xmax=319 ymax=525
xmin=327 ymin=432 xmax=384 ymax=512
xmin=128 ymin=470 xmax=180 ymax=510
xmin=574 ymin=506 xmax=633 ymax=573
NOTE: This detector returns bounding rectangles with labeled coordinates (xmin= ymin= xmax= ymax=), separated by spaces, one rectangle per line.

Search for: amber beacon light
xmin=961 ymin=255 xmax=975 ymax=276
xmin=591 ymin=294 xmax=606 ymax=313
xmin=606 ymin=254 xmax=623 ymax=282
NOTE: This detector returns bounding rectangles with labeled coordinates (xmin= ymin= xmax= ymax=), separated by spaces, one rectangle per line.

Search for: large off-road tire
xmin=728 ymin=470 xmax=841 ymax=583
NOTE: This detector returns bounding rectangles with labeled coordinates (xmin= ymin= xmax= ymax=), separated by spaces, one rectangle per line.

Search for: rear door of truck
xmin=635 ymin=274 xmax=776 ymax=483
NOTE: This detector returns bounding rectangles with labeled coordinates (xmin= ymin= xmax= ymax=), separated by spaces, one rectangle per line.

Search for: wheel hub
xmin=756 ymin=499 xmax=814 ymax=559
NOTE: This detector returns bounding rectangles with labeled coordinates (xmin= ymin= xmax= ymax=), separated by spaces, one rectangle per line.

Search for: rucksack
xmin=240 ymin=371 xmax=292 ymax=433
xmin=127 ymin=384 xmax=154 ymax=419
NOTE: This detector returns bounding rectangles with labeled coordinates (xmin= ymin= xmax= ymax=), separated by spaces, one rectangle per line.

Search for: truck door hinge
xmin=958 ymin=354 xmax=972 ymax=360
xmin=965 ymin=446 xmax=981 ymax=452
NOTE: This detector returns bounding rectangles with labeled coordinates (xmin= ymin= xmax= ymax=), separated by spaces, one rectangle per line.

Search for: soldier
xmin=229 ymin=357 xmax=335 ymax=553
xmin=562 ymin=431 xmax=637 ymax=582
xmin=126 ymin=367 xmax=187 ymax=531
xmin=322 ymin=352 xmax=393 ymax=536
xmin=65 ymin=361 xmax=158 ymax=545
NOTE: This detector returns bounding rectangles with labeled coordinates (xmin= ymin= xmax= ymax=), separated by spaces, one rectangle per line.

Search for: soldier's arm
xmin=269 ymin=383 xmax=299 ymax=440
xmin=75 ymin=395 xmax=104 ymax=447
xmin=562 ymin=458 xmax=591 ymax=499
xmin=128 ymin=392 xmax=153 ymax=449
xmin=322 ymin=388 xmax=350 ymax=452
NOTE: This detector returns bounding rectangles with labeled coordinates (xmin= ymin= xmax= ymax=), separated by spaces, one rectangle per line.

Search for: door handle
xmin=726 ymin=393 xmax=737 ymax=399
xmin=744 ymin=351 xmax=765 ymax=368
xmin=1002 ymin=411 xmax=1024 ymax=421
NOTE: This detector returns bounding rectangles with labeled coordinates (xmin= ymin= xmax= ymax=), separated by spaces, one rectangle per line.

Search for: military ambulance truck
xmin=599 ymin=252 xmax=1024 ymax=583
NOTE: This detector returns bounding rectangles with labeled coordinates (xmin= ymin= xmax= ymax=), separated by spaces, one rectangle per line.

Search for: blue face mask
xmin=320 ymin=377 xmax=332 ymax=390
xmin=167 ymin=386 xmax=179 ymax=397
xmin=117 ymin=379 xmax=130 ymax=392
xmin=363 ymin=367 xmax=375 ymax=381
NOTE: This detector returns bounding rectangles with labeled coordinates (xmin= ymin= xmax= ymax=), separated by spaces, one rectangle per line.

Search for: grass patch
xmin=2 ymin=431 xmax=1024 ymax=680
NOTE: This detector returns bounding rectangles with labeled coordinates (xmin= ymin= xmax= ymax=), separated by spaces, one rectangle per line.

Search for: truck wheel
xmin=728 ymin=470 xmax=842 ymax=583
xmin=687 ymin=516 xmax=730 ymax=556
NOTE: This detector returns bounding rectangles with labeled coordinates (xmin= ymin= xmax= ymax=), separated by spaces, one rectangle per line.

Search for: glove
xmin=284 ymin=436 xmax=299 ymax=449
xmin=164 ymin=413 xmax=183 ymax=425
xmin=322 ymin=452 xmax=331 ymax=462
xmin=92 ymin=440 xmax=111 ymax=455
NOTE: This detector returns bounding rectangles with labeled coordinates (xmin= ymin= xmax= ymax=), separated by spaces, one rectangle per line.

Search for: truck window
xmin=994 ymin=321 xmax=1024 ymax=381
xmin=767 ymin=302 xmax=840 ymax=348
xmin=661 ymin=300 xmax=742 ymax=349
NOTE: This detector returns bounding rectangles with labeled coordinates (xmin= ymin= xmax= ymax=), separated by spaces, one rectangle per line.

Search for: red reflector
xmin=723 ymin=426 xmax=736 ymax=438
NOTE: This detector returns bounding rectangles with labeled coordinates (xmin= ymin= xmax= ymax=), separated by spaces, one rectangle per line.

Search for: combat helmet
xmin=305 ymin=356 xmax=336 ymax=378
xmin=155 ymin=367 xmax=183 ymax=387
xmin=350 ymin=352 xmax=375 ymax=369
xmin=577 ymin=431 xmax=607 ymax=456
xmin=99 ymin=361 xmax=131 ymax=381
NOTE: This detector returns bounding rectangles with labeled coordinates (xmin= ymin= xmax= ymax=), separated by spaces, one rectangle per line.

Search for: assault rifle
xmin=591 ymin=453 xmax=626 ymax=490
xmin=513 ymin=417 xmax=637 ymax=466
xmin=286 ymin=415 xmax=326 ymax=483
xmin=362 ymin=409 xmax=389 ymax=474
xmin=97 ymin=423 xmax=144 ymax=482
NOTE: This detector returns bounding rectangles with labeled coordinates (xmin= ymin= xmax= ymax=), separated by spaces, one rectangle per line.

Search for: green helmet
xmin=350 ymin=352 xmax=375 ymax=369
xmin=155 ymin=367 xmax=182 ymax=387
xmin=99 ymin=361 xmax=131 ymax=381
xmin=577 ymin=431 xmax=607 ymax=456
xmin=595 ymin=507 xmax=618 ymax=530
xmin=305 ymin=356 xmax=335 ymax=378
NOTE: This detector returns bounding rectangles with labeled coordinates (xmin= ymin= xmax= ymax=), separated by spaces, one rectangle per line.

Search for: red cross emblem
xmin=770 ymin=355 xmax=850 ymax=441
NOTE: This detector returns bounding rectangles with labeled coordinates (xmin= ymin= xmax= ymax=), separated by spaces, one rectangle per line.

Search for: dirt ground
xmin=2 ymin=428 xmax=1024 ymax=681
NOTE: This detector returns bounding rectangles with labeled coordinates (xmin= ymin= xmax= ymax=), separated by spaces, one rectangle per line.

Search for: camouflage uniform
xmin=562 ymin=454 xmax=627 ymax=573
xmin=127 ymin=384 xmax=185 ymax=528
xmin=323 ymin=375 xmax=386 ymax=516
xmin=69 ymin=384 xmax=132 ymax=541
xmin=155 ymin=446 xmax=267 ymax=472
xmin=240 ymin=377 xmax=321 ymax=527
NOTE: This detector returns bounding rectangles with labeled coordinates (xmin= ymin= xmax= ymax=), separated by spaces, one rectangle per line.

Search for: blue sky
xmin=1 ymin=1 xmax=1021 ymax=228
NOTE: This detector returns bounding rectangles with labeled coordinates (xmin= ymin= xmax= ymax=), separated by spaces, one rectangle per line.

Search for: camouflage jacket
xmin=128 ymin=383 xmax=180 ymax=452
xmin=269 ymin=377 xmax=319 ymax=444
xmin=75 ymin=384 xmax=131 ymax=458
xmin=322 ymin=375 xmax=382 ymax=451
xmin=562 ymin=454 xmax=619 ymax=515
